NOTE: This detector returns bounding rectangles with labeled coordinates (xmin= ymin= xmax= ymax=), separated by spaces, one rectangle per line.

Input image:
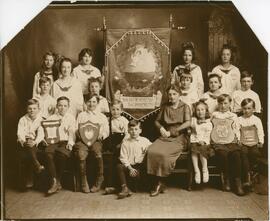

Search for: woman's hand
xmin=129 ymin=167 xmax=139 ymax=177
xmin=160 ymin=127 xmax=170 ymax=138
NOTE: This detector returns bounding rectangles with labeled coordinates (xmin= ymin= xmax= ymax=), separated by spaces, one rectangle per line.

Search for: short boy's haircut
xmin=208 ymin=73 xmax=222 ymax=88
xmin=39 ymin=76 xmax=52 ymax=87
xmin=110 ymin=99 xmax=123 ymax=109
xmin=78 ymin=48 xmax=93 ymax=61
xmin=57 ymin=96 xmax=70 ymax=104
xmin=217 ymin=94 xmax=232 ymax=103
xmin=86 ymin=94 xmax=100 ymax=103
xmin=241 ymin=98 xmax=256 ymax=109
xmin=128 ymin=120 xmax=141 ymax=129
xmin=27 ymin=99 xmax=39 ymax=108
xmin=88 ymin=77 xmax=102 ymax=87
xmin=193 ymin=100 xmax=210 ymax=119
xmin=241 ymin=70 xmax=254 ymax=80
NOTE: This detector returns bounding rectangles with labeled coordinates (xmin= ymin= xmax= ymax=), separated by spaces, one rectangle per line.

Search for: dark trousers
xmin=117 ymin=163 xmax=144 ymax=189
xmin=241 ymin=146 xmax=262 ymax=178
xmin=44 ymin=141 xmax=70 ymax=180
xmin=18 ymin=143 xmax=41 ymax=170
xmin=215 ymin=149 xmax=242 ymax=179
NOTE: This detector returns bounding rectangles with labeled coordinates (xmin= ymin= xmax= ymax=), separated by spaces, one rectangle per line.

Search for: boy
xmin=103 ymin=100 xmax=129 ymax=195
xmin=17 ymin=99 xmax=44 ymax=188
xmin=179 ymin=72 xmax=199 ymax=113
xmin=74 ymin=94 xmax=109 ymax=193
xmin=41 ymin=96 xmax=76 ymax=195
xmin=211 ymin=94 xmax=245 ymax=196
xmin=238 ymin=98 xmax=264 ymax=190
xmin=201 ymin=73 xmax=222 ymax=114
xmin=117 ymin=120 xmax=152 ymax=199
xmin=33 ymin=76 xmax=56 ymax=119
xmin=231 ymin=71 xmax=262 ymax=115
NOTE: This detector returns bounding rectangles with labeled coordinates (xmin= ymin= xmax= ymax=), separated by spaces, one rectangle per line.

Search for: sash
xmin=240 ymin=125 xmax=259 ymax=147
xmin=78 ymin=121 xmax=100 ymax=147
xmin=41 ymin=120 xmax=61 ymax=144
xmin=211 ymin=118 xmax=235 ymax=144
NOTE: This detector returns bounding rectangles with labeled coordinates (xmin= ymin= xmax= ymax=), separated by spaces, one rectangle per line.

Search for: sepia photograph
xmin=1 ymin=1 xmax=268 ymax=220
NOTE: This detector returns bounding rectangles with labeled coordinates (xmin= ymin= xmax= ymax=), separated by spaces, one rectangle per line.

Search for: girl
xmin=201 ymin=73 xmax=222 ymax=115
xmin=84 ymin=77 xmax=109 ymax=114
xmin=73 ymin=48 xmax=102 ymax=95
xmin=147 ymin=84 xmax=191 ymax=197
xmin=52 ymin=58 xmax=84 ymax=117
xmin=212 ymin=44 xmax=241 ymax=95
xmin=172 ymin=42 xmax=204 ymax=97
xmin=190 ymin=101 xmax=213 ymax=184
xmin=74 ymin=95 xmax=109 ymax=193
xmin=33 ymin=52 xmax=58 ymax=97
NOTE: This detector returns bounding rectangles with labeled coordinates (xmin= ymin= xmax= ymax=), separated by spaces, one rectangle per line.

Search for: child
xmin=73 ymin=48 xmax=102 ymax=95
xmin=33 ymin=76 xmax=56 ymax=119
xmin=212 ymin=44 xmax=241 ymax=95
xmin=178 ymin=71 xmax=199 ymax=113
xmin=52 ymin=57 xmax=84 ymax=117
xmin=238 ymin=98 xmax=264 ymax=190
xmin=201 ymin=73 xmax=222 ymax=115
xmin=33 ymin=52 xmax=57 ymax=97
xmin=83 ymin=77 xmax=109 ymax=114
xmin=211 ymin=94 xmax=245 ymax=196
xmin=117 ymin=120 xmax=152 ymax=199
xmin=74 ymin=94 xmax=109 ymax=193
xmin=171 ymin=42 xmax=204 ymax=97
xmin=41 ymin=96 xmax=76 ymax=195
xmin=190 ymin=101 xmax=213 ymax=184
xmin=103 ymin=100 xmax=129 ymax=195
xmin=231 ymin=71 xmax=262 ymax=115
xmin=17 ymin=99 xmax=44 ymax=188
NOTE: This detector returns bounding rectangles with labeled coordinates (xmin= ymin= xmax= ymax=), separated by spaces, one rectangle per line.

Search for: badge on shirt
xmin=211 ymin=118 xmax=235 ymax=144
xmin=78 ymin=121 xmax=100 ymax=147
xmin=41 ymin=120 xmax=61 ymax=144
xmin=240 ymin=125 xmax=259 ymax=147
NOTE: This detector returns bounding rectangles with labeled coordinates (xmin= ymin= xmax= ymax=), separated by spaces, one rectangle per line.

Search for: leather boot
xmin=57 ymin=178 xmax=62 ymax=191
xmin=47 ymin=178 xmax=58 ymax=195
xmin=221 ymin=173 xmax=231 ymax=191
xmin=235 ymin=178 xmax=245 ymax=196
xmin=150 ymin=181 xmax=165 ymax=197
xmin=79 ymin=160 xmax=90 ymax=193
xmin=242 ymin=172 xmax=252 ymax=187
xmin=118 ymin=184 xmax=132 ymax=199
xmin=90 ymin=157 xmax=104 ymax=193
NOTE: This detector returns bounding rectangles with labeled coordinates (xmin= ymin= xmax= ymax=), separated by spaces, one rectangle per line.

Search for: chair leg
xmin=187 ymin=170 xmax=193 ymax=191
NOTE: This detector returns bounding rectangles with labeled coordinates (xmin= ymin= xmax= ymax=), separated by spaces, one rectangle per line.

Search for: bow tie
xmin=220 ymin=69 xmax=230 ymax=74
xmin=181 ymin=92 xmax=188 ymax=96
xmin=82 ymin=69 xmax=94 ymax=75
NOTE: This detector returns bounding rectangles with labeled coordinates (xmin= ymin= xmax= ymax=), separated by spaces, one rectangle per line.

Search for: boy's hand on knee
xmin=66 ymin=144 xmax=73 ymax=151
xmin=129 ymin=167 xmax=138 ymax=177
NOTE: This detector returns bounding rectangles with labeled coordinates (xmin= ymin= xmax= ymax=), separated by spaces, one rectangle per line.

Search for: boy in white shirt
xmin=33 ymin=76 xmax=56 ymax=119
xmin=238 ymin=98 xmax=264 ymax=190
xmin=17 ymin=99 xmax=44 ymax=188
xmin=41 ymin=96 xmax=76 ymax=195
xmin=117 ymin=120 xmax=152 ymax=199
xmin=231 ymin=71 xmax=262 ymax=115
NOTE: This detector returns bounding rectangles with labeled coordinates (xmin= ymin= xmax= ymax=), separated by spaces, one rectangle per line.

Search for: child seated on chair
xmin=231 ymin=71 xmax=262 ymax=116
xmin=83 ymin=77 xmax=109 ymax=114
xmin=33 ymin=76 xmax=56 ymax=119
xmin=238 ymin=98 xmax=264 ymax=192
xmin=190 ymin=100 xmax=214 ymax=184
xmin=103 ymin=99 xmax=129 ymax=195
xmin=74 ymin=94 xmax=109 ymax=193
xmin=17 ymin=99 xmax=44 ymax=188
xmin=211 ymin=94 xmax=245 ymax=196
xmin=117 ymin=120 xmax=152 ymax=199
xmin=178 ymin=71 xmax=199 ymax=114
xmin=41 ymin=96 xmax=76 ymax=195
xmin=201 ymin=73 xmax=222 ymax=115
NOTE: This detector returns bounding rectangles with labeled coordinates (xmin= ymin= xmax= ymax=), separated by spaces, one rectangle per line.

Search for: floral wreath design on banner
xmin=105 ymin=29 xmax=171 ymax=121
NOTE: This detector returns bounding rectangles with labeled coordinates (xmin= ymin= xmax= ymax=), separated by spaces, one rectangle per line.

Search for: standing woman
xmin=212 ymin=44 xmax=241 ymax=95
xmin=171 ymin=42 xmax=204 ymax=97
xmin=33 ymin=52 xmax=58 ymax=97
xmin=52 ymin=58 xmax=83 ymax=117
xmin=147 ymin=84 xmax=191 ymax=197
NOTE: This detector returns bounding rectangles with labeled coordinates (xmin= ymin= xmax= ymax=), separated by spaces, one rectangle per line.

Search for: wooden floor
xmin=4 ymin=183 xmax=268 ymax=220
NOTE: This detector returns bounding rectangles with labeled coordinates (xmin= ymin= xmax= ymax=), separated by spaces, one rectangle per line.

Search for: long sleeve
xmin=154 ymin=107 xmax=164 ymax=130
xmin=195 ymin=66 xmax=204 ymax=97
xmin=119 ymin=142 xmax=131 ymax=167
xmin=255 ymin=94 xmax=262 ymax=113
xmin=35 ymin=126 xmax=44 ymax=145
xmin=17 ymin=118 xmax=26 ymax=145
xmin=232 ymin=114 xmax=240 ymax=141
xmin=67 ymin=116 xmax=76 ymax=146
xmin=32 ymin=72 xmax=40 ymax=97
xmin=100 ymin=114 xmax=110 ymax=139
xmin=256 ymin=118 xmax=264 ymax=144
xmin=234 ymin=68 xmax=241 ymax=91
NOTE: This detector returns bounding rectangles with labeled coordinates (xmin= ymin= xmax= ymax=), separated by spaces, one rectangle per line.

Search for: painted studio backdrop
xmin=3 ymin=2 xmax=268 ymax=185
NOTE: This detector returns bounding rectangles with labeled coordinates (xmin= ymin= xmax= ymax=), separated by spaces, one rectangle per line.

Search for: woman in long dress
xmin=147 ymin=84 xmax=191 ymax=197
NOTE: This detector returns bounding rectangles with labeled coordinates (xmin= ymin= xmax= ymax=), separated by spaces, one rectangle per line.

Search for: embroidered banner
xmin=105 ymin=28 xmax=171 ymax=120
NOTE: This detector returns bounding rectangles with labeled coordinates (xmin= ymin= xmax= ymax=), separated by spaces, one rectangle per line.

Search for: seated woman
xmin=147 ymin=84 xmax=191 ymax=197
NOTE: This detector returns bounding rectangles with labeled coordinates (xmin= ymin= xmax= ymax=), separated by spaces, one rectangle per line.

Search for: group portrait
xmin=2 ymin=1 xmax=268 ymax=220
